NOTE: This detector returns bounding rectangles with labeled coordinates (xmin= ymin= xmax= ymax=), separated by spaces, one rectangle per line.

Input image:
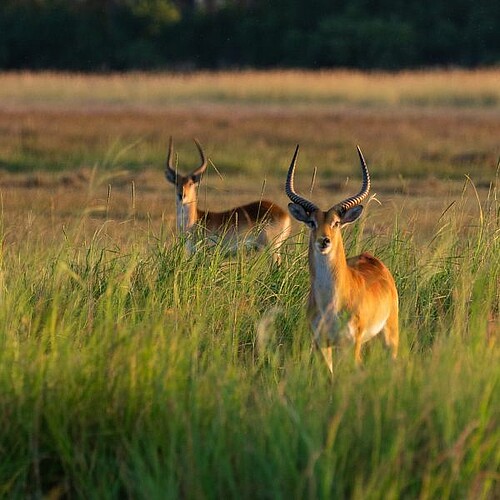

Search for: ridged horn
xmin=165 ymin=136 xmax=177 ymax=181
xmin=334 ymin=145 xmax=371 ymax=214
xmin=285 ymin=145 xmax=319 ymax=213
xmin=189 ymin=139 xmax=208 ymax=178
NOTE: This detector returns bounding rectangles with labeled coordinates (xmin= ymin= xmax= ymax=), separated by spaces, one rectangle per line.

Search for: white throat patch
xmin=312 ymin=250 xmax=337 ymax=313
xmin=176 ymin=201 xmax=192 ymax=232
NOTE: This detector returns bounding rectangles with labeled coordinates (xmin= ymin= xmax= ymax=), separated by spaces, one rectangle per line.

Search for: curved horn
xmin=165 ymin=136 xmax=178 ymax=182
xmin=189 ymin=139 xmax=208 ymax=178
xmin=285 ymin=145 xmax=319 ymax=213
xmin=334 ymin=145 xmax=371 ymax=214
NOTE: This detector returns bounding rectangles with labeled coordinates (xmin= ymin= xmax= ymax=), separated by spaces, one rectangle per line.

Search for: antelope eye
xmin=331 ymin=220 xmax=340 ymax=228
xmin=307 ymin=220 xmax=317 ymax=229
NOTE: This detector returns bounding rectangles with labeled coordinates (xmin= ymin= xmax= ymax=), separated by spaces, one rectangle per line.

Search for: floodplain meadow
xmin=0 ymin=71 xmax=498 ymax=498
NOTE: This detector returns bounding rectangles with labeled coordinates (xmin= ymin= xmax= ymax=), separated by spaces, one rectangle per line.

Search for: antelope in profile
xmin=165 ymin=137 xmax=291 ymax=263
xmin=285 ymin=145 xmax=398 ymax=373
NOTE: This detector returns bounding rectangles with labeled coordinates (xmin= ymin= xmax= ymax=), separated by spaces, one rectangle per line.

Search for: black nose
xmin=322 ymin=237 xmax=330 ymax=248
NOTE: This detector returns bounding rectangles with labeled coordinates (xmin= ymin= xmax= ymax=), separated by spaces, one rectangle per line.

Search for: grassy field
xmin=2 ymin=69 xmax=500 ymax=108
xmin=0 ymin=71 xmax=499 ymax=498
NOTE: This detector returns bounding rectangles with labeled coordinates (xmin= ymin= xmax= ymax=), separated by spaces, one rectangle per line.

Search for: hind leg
xmin=271 ymin=249 xmax=282 ymax=266
xmin=268 ymin=223 xmax=291 ymax=266
xmin=268 ymin=238 xmax=283 ymax=266
xmin=383 ymin=309 xmax=399 ymax=359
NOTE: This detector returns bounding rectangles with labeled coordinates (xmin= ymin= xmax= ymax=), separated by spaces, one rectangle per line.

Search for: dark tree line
xmin=0 ymin=0 xmax=499 ymax=70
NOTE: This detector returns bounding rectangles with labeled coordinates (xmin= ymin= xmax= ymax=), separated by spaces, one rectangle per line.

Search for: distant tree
xmin=124 ymin=0 xmax=180 ymax=33
xmin=0 ymin=0 xmax=498 ymax=70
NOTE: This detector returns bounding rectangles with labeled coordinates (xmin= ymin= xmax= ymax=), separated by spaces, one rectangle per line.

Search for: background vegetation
xmin=1 ymin=0 xmax=499 ymax=70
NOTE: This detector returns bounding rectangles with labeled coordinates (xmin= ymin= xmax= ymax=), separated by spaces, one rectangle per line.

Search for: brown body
xmin=166 ymin=138 xmax=291 ymax=262
xmin=286 ymin=145 xmax=399 ymax=372
xmin=198 ymin=200 xmax=289 ymax=232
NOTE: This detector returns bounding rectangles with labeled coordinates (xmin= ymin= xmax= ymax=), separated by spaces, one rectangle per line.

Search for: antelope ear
xmin=288 ymin=203 xmax=311 ymax=223
xmin=165 ymin=169 xmax=177 ymax=184
xmin=340 ymin=205 xmax=363 ymax=226
xmin=191 ymin=173 xmax=203 ymax=184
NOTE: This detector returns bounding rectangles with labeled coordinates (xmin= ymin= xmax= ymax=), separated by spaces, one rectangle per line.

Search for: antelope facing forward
xmin=285 ymin=145 xmax=398 ymax=373
xmin=165 ymin=137 xmax=291 ymax=263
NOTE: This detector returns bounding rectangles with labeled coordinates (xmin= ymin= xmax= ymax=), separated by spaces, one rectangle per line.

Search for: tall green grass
xmin=0 ymin=180 xmax=498 ymax=499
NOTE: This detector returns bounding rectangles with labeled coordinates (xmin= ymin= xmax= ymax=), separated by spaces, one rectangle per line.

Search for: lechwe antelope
xmin=165 ymin=137 xmax=291 ymax=263
xmin=285 ymin=145 xmax=398 ymax=373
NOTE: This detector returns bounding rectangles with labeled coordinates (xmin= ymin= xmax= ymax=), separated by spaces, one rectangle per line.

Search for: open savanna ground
xmin=0 ymin=71 xmax=499 ymax=498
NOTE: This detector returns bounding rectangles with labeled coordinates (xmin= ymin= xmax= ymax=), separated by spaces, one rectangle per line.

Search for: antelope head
xmin=285 ymin=145 xmax=371 ymax=256
xmin=164 ymin=136 xmax=208 ymax=207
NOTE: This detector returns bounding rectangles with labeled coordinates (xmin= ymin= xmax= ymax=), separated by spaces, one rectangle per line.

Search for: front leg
xmin=184 ymin=229 xmax=197 ymax=257
xmin=311 ymin=314 xmax=334 ymax=375
xmin=320 ymin=346 xmax=333 ymax=374
xmin=354 ymin=336 xmax=362 ymax=366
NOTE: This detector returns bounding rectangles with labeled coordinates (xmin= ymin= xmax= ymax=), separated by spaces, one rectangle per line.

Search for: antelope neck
xmin=310 ymin=235 xmax=349 ymax=312
xmin=176 ymin=199 xmax=198 ymax=232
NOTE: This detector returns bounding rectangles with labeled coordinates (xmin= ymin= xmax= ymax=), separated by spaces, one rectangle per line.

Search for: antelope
xmin=165 ymin=137 xmax=291 ymax=263
xmin=285 ymin=145 xmax=398 ymax=373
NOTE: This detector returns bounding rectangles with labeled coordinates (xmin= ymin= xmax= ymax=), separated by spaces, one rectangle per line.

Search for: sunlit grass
xmin=0 ymin=72 xmax=498 ymax=497
xmin=0 ymin=174 xmax=498 ymax=497
xmin=1 ymin=69 xmax=500 ymax=108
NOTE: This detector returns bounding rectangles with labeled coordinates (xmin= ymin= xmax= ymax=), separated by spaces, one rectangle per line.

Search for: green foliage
xmin=310 ymin=17 xmax=418 ymax=68
xmin=0 ymin=0 xmax=499 ymax=69
xmin=0 ymin=179 xmax=498 ymax=497
xmin=127 ymin=0 xmax=180 ymax=32
xmin=0 ymin=0 xmax=180 ymax=70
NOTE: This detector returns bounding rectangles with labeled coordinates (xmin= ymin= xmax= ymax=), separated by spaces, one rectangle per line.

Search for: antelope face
xmin=288 ymin=204 xmax=363 ymax=255
xmin=313 ymin=209 xmax=340 ymax=255
xmin=174 ymin=175 xmax=198 ymax=206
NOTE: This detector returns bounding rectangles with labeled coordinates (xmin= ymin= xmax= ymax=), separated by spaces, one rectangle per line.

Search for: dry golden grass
xmin=0 ymin=70 xmax=498 ymax=248
xmin=1 ymin=105 xmax=498 ymax=180
xmin=1 ymin=69 xmax=500 ymax=108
